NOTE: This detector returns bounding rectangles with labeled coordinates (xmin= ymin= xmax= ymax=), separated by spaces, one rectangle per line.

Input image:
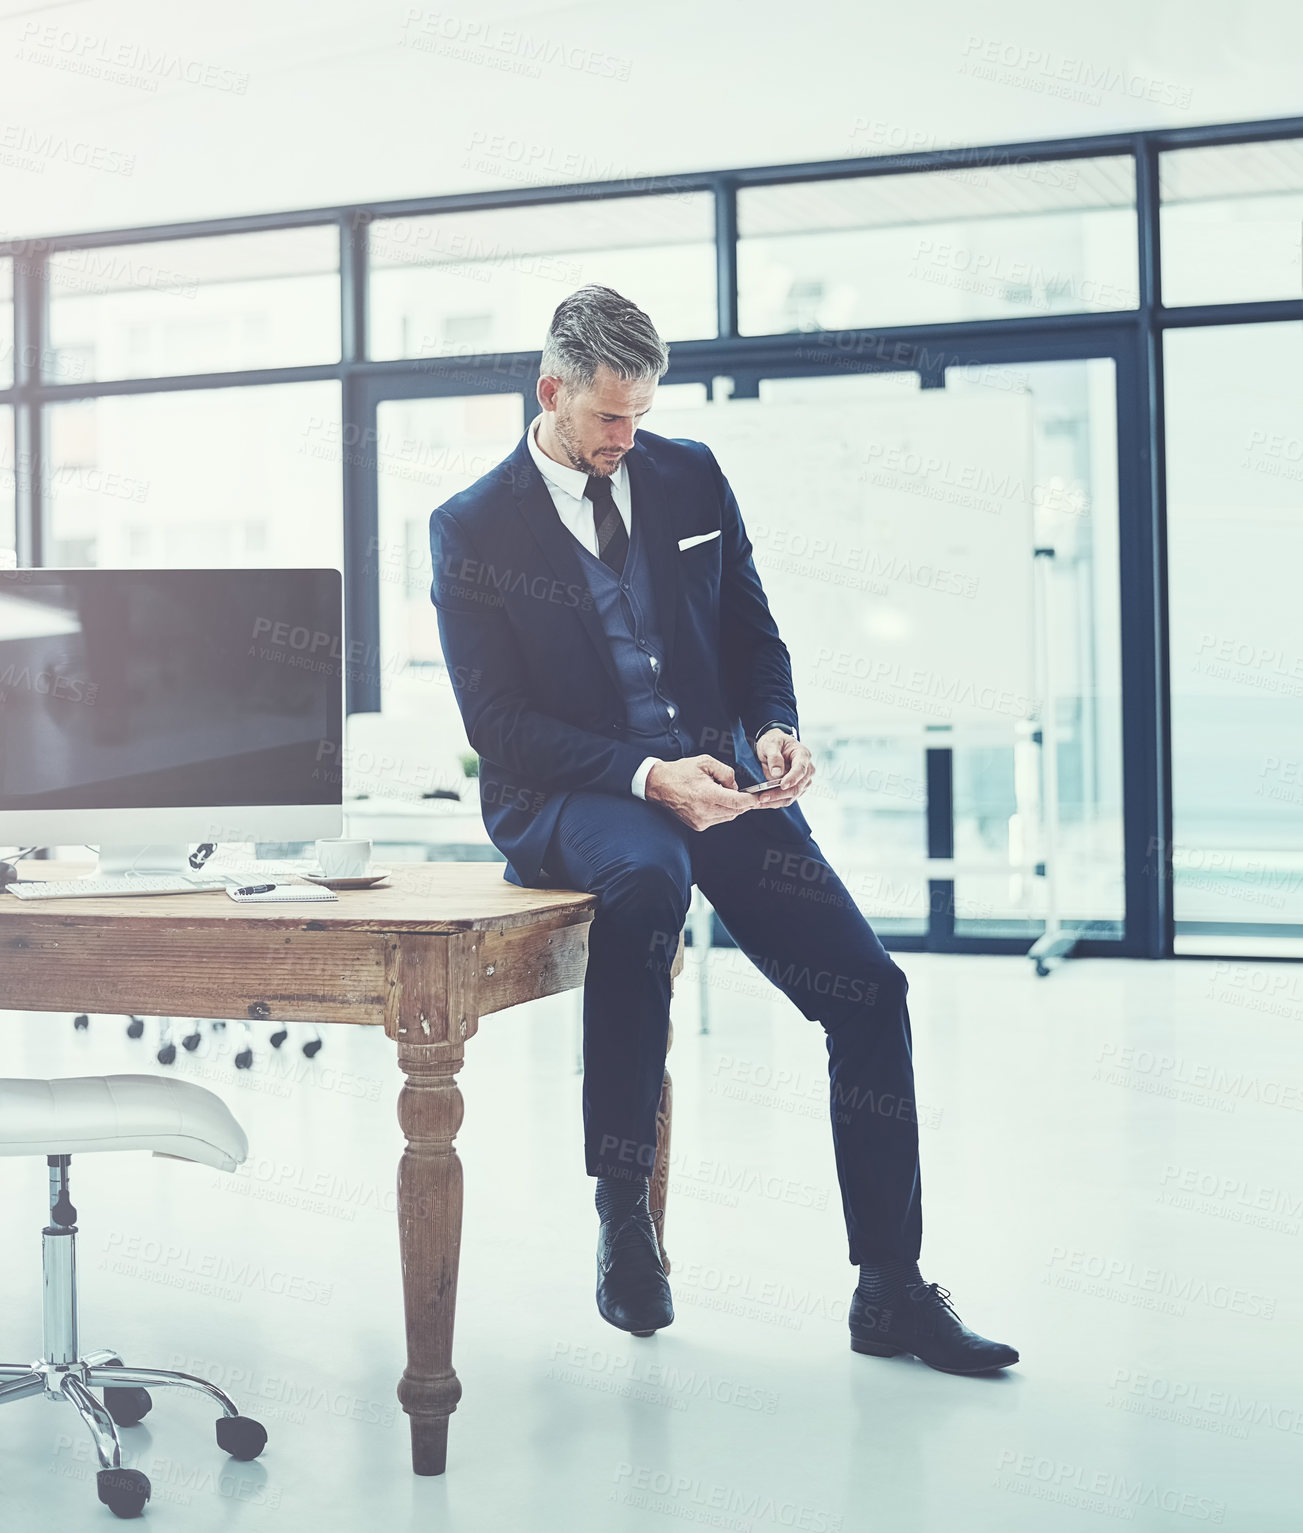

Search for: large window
xmin=0 ymin=257 xmax=12 ymax=389
xmin=46 ymin=227 xmax=340 ymax=382
xmin=1161 ymin=140 xmax=1303 ymax=307
xmin=0 ymin=405 xmax=13 ymax=563
xmin=1164 ymin=322 xmax=1303 ymax=948
xmin=369 ymin=192 xmax=717 ymax=359
xmin=737 ymin=156 xmax=1137 ymax=334
xmin=45 ymin=383 xmax=342 ymax=570
xmin=5 ymin=119 xmax=1302 ymax=955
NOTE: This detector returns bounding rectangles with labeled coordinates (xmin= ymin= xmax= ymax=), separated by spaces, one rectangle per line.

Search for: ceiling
xmin=0 ymin=0 xmax=1299 ymax=241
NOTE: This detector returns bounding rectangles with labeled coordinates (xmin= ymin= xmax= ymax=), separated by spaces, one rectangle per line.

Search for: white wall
xmin=0 ymin=0 xmax=1299 ymax=239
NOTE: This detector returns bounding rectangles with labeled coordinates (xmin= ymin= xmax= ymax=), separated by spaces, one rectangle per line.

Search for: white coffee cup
xmin=315 ymin=838 xmax=372 ymax=879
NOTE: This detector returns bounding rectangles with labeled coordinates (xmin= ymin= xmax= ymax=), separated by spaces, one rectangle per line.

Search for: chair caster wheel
xmin=101 ymin=1359 xmax=153 ymax=1427
xmin=235 ymin=1048 xmax=254 ymax=1070
xmin=97 ymin=1466 xmax=151 ymax=1517
xmin=126 ymin=1018 xmax=145 ymax=1040
xmin=216 ymin=1414 xmax=267 ymax=1461
xmin=182 ymin=1030 xmax=202 ymax=1051
xmin=157 ymin=1043 xmax=177 ymax=1066
xmin=270 ymin=1027 xmax=288 ymax=1049
xmin=104 ymin=1385 xmax=153 ymax=1427
xmin=302 ymin=1038 xmax=322 ymax=1058
xmin=73 ymin=1014 xmax=90 ymax=1030
xmin=1035 ymin=959 xmax=1050 ymax=977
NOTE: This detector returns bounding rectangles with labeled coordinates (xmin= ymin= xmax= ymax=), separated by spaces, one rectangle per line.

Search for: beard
xmin=552 ymin=407 xmax=620 ymax=477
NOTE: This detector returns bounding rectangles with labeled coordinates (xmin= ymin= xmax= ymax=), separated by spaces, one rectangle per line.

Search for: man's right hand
xmin=645 ymin=755 xmax=759 ymax=831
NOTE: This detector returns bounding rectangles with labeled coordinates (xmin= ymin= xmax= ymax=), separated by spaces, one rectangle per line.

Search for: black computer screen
xmin=0 ymin=569 xmax=344 ymax=809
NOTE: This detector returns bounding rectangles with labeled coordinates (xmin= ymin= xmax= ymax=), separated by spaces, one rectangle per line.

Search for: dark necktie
xmin=584 ymin=474 xmax=629 ymax=577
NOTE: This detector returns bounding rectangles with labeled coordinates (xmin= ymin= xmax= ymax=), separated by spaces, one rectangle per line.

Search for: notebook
xmin=226 ymin=882 xmax=338 ymax=904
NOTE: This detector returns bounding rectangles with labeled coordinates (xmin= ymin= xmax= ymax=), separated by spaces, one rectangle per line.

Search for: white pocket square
xmin=677 ymin=530 xmax=721 ymax=550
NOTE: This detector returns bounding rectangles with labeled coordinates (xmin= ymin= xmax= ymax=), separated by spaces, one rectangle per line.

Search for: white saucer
xmin=302 ymin=867 xmax=391 ymax=890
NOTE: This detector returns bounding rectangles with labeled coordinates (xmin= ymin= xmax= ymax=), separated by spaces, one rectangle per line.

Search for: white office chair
xmin=0 ymin=1076 xmax=267 ymax=1519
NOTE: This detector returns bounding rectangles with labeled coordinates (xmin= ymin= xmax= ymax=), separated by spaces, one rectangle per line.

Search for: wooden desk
xmin=0 ymin=862 xmax=682 ymax=1475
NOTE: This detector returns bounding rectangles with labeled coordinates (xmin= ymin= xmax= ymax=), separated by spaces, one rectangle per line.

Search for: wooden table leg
xmin=385 ymin=932 xmax=480 ymax=1476
xmin=650 ymin=1019 xmax=673 ymax=1273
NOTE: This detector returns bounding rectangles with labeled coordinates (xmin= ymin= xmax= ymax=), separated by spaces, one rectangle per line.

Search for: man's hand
xmin=751 ymin=727 xmax=815 ymax=808
xmin=645 ymin=754 xmax=758 ymax=831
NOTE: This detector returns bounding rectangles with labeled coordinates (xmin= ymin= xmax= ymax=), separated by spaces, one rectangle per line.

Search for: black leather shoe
xmin=849 ymin=1280 xmax=1018 ymax=1374
xmin=596 ymin=1209 xmax=674 ymax=1337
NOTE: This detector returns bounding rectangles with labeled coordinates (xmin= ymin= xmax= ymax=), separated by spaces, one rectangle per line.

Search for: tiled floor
xmin=0 ymin=945 xmax=1295 ymax=1530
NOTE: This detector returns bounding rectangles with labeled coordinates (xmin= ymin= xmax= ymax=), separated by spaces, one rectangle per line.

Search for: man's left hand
xmin=753 ymin=728 xmax=815 ymax=807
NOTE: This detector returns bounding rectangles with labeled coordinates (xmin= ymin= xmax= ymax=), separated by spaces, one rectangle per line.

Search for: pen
xmin=235 ymin=884 xmax=276 ymax=896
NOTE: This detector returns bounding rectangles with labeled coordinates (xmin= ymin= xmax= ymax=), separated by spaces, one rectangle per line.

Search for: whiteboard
xmin=647 ymin=387 xmax=1038 ymax=736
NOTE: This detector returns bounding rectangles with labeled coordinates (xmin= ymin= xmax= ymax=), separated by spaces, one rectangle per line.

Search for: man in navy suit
xmin=430 ymin=286 xmax=1017 ymax=1374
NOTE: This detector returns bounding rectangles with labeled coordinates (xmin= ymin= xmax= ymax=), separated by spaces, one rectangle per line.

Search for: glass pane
xmin=649 ymin=361 xmax=1124 ymax=938
xmin=369 ymin=193 xmax=716 ymax=359
xmin=0 ymin=405 xmax=13 ymax=563
xmin=1161 ymin=140 xmax=1303 ymax=307
xmin=0 ymin=258 xmax=12 ymax=388
xmin=738 ymin=157 xmax=1137 ymax=334
xmin=45 ymin=383 xmax=342 ymax=570
xmin=1164 ymin=322 xmax=1303 ymax=952
xmin=375 ymin=393 xmax=524 ymax=730
xmin=46 ymin=227 xmax=340 ymax=382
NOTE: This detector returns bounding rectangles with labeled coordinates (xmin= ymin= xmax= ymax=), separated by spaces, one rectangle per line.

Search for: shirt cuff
xmin=631 ymin=756 xmax=660 ymax=799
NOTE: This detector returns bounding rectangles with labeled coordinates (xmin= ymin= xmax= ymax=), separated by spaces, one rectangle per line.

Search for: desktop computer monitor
xmin=0 ymin=568 xmax=344 ymax=872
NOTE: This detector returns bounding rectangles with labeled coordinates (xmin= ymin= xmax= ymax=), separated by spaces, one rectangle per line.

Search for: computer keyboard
xmin=6 ymin=874 xmax=230 ymax=901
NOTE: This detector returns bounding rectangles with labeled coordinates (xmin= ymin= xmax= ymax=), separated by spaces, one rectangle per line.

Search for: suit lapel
xmin=624 ymin=438 xmax=678 ymax=664
xmin=508 ymin=434 xmax=622 ymax=692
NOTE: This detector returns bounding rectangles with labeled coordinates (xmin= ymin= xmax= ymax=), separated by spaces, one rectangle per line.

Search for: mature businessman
xmin=429 ymin=284 xmax=1017 ymax=1374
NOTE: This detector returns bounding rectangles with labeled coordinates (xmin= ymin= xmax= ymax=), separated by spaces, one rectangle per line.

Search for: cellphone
xmin=744 ymin=779 xmax=787 ymax=794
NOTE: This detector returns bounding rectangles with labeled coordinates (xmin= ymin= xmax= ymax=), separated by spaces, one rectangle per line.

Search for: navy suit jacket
xmin=428 ymin=426 xmax=811 ymax=887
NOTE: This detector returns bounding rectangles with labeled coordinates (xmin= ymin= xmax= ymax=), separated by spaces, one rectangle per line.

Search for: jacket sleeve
xmin=704 ymin=447 xmax=800 ymax=746
xmin=429 ymin=506 xmax=649 ymax=794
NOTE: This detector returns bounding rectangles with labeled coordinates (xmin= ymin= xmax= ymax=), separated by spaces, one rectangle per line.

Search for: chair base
xmin=0 ymin=1350 xmax=266 ymax=1519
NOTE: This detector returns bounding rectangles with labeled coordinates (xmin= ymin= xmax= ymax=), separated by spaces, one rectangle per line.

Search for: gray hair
xmin=540 ymin=284 xmax=669 ymax=390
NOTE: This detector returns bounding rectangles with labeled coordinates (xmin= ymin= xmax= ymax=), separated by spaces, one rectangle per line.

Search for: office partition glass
xmin=44 ymin=383 xmax=343 ymax=569
xmin=737 ymin=156 xmax=1137 ymax=335
xmin=374 ymin=392 xmax=525 ymax=729
xmin=1164 ymin=321 xmax=1303 ymax=951
xmin=46 ymin=227 xmax=340 ymax=382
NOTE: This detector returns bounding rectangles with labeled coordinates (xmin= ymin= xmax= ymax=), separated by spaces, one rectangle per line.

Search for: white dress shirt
xmin=526 ymin=416 xmax=661 ymax=798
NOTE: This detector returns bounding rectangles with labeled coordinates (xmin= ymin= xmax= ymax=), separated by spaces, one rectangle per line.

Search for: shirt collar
xmin=528 ymin=414 xmax=628 ymax=501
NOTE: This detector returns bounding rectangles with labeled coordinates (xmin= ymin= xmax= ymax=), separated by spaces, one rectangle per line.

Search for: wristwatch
xmin=753 ymin=720 xmax=798 ymax=751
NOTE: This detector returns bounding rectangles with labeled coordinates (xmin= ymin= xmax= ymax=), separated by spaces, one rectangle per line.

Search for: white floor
xmin=0 ymin=946 xmax=1296 ymax=1531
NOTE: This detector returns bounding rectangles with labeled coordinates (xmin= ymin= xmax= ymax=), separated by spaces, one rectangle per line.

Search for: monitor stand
xmin=94 ymin=844 xmax=195 ymax=878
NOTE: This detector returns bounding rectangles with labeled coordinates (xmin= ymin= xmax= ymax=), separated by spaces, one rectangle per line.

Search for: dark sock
xmin=595 ymin=1175 xmax=650 ymax=1225
xmin=856 ymin=1256 xmax=923 ymax=1303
